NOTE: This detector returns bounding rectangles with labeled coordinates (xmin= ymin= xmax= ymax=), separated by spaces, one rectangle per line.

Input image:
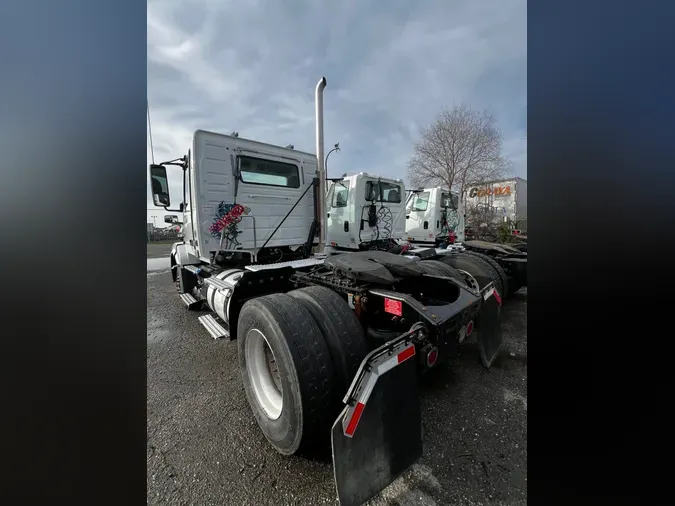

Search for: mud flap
xmin=331 ymin=328 xmax=424 ymax=506
xmin=476 ymin=283 xmax=503 ymax=368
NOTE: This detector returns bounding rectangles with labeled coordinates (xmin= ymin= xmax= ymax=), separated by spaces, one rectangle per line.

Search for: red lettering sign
xmin=471 ymin=185 xmax=511 ymax=198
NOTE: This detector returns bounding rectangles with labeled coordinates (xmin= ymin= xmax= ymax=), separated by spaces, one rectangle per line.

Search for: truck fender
xmin=171 ymin=243 xmax=201 ymax=267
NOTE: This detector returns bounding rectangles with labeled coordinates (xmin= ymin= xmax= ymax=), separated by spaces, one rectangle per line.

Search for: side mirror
xmin=164 ymin=214 xmax=178 ymax=224
xmin=150 ymin=164 xmax=170 ymax=208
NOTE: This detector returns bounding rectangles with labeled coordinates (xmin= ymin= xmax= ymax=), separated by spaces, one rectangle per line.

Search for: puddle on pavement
xmin=148 ymin=327 xmax=172 ymax=344
xmin=148 ymin=317 xmax=173 ymax=343
xmin=147 ymin=257 xmax=171 ymax=271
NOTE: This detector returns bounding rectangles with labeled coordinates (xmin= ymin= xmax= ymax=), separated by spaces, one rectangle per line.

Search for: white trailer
xmin=463 ymin=177 xmax=528 ymax=230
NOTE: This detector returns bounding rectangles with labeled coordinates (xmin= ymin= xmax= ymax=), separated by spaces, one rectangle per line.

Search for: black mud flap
xmin=331 ymin=329 xmax=424 ymax=506
xmin=476 ymin=283 xmax=503 ymax=368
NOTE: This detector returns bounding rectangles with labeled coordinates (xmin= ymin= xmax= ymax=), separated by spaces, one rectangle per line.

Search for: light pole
xmin=324 ymin=143 xmax=340 ymax=180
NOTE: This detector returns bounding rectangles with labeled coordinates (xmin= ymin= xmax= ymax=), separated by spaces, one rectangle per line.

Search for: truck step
xmin=198 ymin=314 xmax=230 ymax=339
xmin=245 ymin=257 xmax=324 ymax=272
xmin=179 ymin=293 xmax=201 ymax=309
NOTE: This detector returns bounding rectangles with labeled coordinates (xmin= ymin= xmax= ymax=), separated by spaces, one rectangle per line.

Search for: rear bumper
xmin=366 ymin=282 xmax=481 ymax=349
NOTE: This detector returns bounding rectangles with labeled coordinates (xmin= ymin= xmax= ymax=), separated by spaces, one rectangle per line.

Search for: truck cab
xmin=325 ymin=173 xmax=407 ymax=250
xmin=150 ymin=131 xmax=320 ymax=268
xmin=405 ymin=187 xmax=465 ymax=245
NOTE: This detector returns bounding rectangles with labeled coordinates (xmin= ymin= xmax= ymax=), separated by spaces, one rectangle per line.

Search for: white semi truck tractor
xmin=149 ymin=77 xmax=503 ymax=506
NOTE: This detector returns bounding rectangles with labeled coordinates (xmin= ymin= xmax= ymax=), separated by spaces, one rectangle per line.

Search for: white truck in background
xmin=321 ymin=177 xmax=527 ymax=296
xmin=325 ymin=173 xmax=407 ymax=251
xmin=404 ymin=187 xmax=466 ymax=244
xmin=401 ymin=185 xmax=528 ymax=293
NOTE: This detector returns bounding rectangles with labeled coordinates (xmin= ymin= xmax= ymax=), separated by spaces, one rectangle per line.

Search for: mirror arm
xmin=159 ymin=156 xmax=188 ymax=169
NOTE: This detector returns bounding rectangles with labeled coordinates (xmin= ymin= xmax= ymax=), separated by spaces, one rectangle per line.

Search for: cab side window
xmin=332 ymin=181 xmax=350 ymax=208
xmin=410 ymin=191 xmax=430 ymax=211
xmin=364 ymin=181 xmax=402 ymax=203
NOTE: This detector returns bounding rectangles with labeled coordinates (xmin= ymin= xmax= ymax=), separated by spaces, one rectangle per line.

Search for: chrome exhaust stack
xmin=315 ymin=76 xmax=327 ymax=253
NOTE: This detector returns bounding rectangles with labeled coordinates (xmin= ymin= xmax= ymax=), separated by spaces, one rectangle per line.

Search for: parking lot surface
xmin=147 ymin=243 xmax=527 ymax=505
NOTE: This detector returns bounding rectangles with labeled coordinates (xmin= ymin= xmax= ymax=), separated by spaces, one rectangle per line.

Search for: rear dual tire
xmin=288 ymin=286 xmax=368 ymax=412
xmin=238 ymin=293 xmax=334 ymax=455
xmin=462 ymin=251 xmax=509 ymax=296
xmin=237 ymin=289 xmax=367 ymax=456
xmin=440 ymin=252 xmax=505 ymax=297
xmin=416 ymin=259 xmax=465 ymax=283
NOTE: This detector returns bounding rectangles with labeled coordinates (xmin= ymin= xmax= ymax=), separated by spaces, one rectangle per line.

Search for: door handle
xmin=327 ymin=212 xmax=330 ymax=218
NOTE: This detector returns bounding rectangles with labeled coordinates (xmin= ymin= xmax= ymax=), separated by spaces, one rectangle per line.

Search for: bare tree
xmin=406 ymin=104 xmax=511 ymax=199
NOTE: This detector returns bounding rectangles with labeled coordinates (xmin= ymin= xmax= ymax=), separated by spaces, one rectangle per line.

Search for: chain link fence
xmin=147 ymin=223 xmax=182 ymax=243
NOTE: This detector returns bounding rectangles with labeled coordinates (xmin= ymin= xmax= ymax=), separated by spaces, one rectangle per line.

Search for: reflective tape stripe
xmin=344 ymin=402 xmax=365 ymax=437
xmin=342 ymin=343 xmax=416 ymax=438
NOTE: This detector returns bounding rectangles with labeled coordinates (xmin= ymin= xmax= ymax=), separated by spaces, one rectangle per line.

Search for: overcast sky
xmin=147 ymin=0 xmax=526 ymax=221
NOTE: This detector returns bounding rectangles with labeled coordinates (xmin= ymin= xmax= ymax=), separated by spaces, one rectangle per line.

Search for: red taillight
xmin=384 ymin=298 xmax=403 ymax=317
xmin=426 ymin=347 xmax=439 ymax=367
xmin=466 ymin=320 xmax=474 ymax=336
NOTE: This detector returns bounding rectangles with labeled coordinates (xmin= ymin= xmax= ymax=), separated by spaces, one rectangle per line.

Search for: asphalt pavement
xmin=147 ymin=243 xmax=527 ymax=505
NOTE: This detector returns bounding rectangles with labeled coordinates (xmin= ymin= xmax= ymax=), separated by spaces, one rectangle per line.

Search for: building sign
xmin=468 ymin=185 xmax=511 ymax=198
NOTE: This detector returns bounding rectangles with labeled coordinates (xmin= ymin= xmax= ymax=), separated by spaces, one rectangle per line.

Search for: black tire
xmin=237 ymin=293 xmax=335 ymax=455
xmin=440 ymin=252 xmax=503 ymax=296
xmin=416 ymin=260 xmax=466 ymax=284
xmin=288 ymin=286 xmax=368 ymax=409
xmin=463 ymin=252 xmax=509 ymax=296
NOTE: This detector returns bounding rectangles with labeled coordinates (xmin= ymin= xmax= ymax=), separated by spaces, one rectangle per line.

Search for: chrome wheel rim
xmin=245 ymin=329 xmax=283 ymax=420
xmin=456 ymin=269 xmax=480 ymax=292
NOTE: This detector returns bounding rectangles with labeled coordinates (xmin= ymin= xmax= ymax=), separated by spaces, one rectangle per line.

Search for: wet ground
xmin=147 ymin=243 xmax=527 ymax=505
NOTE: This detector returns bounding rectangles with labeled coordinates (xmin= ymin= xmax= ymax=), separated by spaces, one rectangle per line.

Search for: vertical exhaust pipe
xmin=315 ymin=76 xmax=327 ymax=253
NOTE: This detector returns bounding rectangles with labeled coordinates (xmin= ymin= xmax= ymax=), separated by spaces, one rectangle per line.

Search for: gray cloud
xmin=147 ymin=0 xmax=526 ymax=214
